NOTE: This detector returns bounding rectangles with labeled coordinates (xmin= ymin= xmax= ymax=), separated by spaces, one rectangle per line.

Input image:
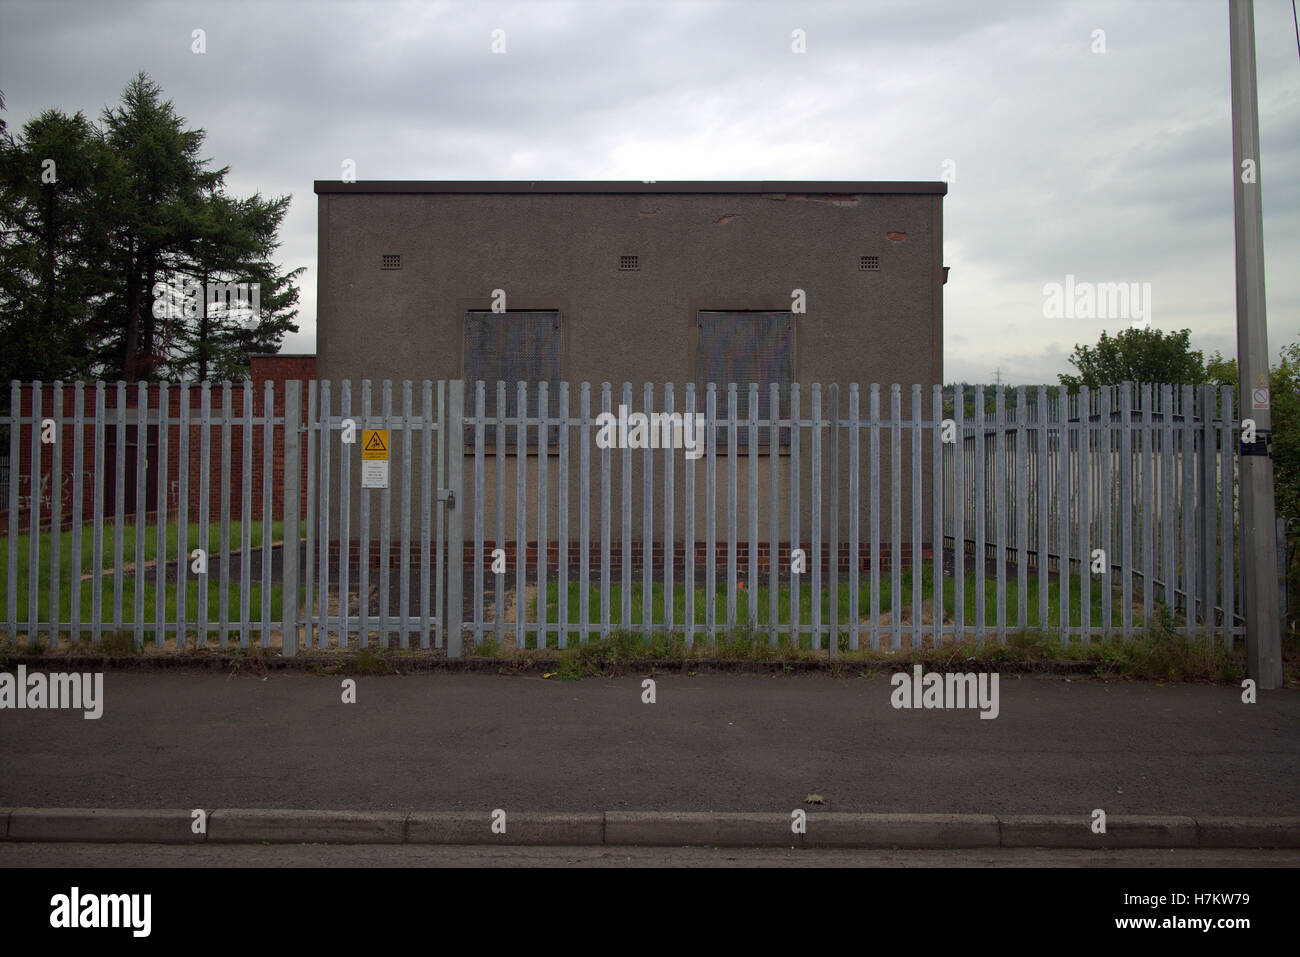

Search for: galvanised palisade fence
xmin=1 ymin=379 xmax=1243 ymax=657
xmin=4 ymin=380 xmax=308 ymax=655
xmin=945 ymin=383 xmax=1240 ymax=637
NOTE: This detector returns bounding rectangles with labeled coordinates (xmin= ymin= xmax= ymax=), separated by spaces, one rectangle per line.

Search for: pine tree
xmin=0 ymin=107 xmax=112 ymax=383
xmin=0 ymin=72 xmax=302 ymax=383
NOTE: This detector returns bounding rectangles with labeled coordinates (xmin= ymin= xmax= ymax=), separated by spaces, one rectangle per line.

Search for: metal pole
xmin=1229 ymin=0 xmax=1282 ymax=687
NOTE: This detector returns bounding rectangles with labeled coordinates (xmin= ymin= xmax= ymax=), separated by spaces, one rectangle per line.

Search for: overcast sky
xmin=2 ymin=0 xmax=1296 ymax=385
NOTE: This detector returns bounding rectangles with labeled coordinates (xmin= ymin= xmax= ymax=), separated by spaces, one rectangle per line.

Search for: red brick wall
xmin=3 ymin=355 xmax=315 ymax=529
xmin=251 ymin=355 xmax=316 ymax=525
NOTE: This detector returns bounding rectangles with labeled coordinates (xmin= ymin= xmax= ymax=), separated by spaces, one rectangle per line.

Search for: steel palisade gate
xmin=304 ymin=379 xmax=457 ymax=655
xmin=1 ymin=379 xmax=1245 ymax=658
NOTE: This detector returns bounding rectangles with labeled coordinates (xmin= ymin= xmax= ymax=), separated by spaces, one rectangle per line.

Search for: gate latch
xmin=438 ymin=489 xmax=456 ymax=509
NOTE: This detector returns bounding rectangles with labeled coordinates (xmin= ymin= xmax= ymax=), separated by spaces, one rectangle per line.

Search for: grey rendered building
xmin=312 ymin=180 xmax=946 ymax=551
xmin=314 ymin=180 xmax=945 ymax=391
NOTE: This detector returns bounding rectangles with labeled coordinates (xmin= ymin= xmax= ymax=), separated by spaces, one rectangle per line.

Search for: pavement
xmin=0 ymin=670 xmax=1296 ymax=850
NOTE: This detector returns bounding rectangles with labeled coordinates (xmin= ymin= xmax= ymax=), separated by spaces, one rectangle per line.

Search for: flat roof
xmin=313 ymin=180 xmax=947 ymax=196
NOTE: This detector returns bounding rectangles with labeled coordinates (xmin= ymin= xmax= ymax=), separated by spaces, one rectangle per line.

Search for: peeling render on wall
xmin=886 ymin=231 xmax=907 ymax=242
xmin=714 ymin=213 xmax=740 ymax=225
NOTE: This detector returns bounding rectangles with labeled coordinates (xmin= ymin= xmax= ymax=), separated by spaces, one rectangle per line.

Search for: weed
xmin=351 ymin=648 xmax=395 ymax=675
xmin=99 ymin=631 xmax=139 ymax=656
xmin=1108 ymin=604 xmax=1246 ymax=682
xmin=227 ymin=645 xmax=268 ymax=676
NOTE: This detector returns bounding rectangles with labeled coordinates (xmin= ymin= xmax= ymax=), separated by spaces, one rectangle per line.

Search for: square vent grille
xmin=619 ymin=255 xmax=639 ymax=271
xmin=381 ymin=254 xmax=402 ymax=270
xmin=859 ymin=255 xmax=880 ymax=271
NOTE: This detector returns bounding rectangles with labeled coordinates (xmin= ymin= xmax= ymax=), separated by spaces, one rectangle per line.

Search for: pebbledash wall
xmin=5 ymin=355 xmax=316 ymax=528
xmin=314 ymin=181 xmax=947 ymax=565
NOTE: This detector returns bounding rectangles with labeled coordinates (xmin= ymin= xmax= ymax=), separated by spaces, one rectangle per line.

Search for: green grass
xmin=0 ymin=519 xmax=289 ymax=638
xmin=503 ymin=566 xmax=1250 ymax=682
xmin=1 ymin=577 xmax=294 ymax=642
xmin=1 ymin=518 xmax=284 ymax=574
xmin=533 ymin=620 xmax=1247 ymax=683
xmin=520 ymin=562 xmax=1147 ymax=648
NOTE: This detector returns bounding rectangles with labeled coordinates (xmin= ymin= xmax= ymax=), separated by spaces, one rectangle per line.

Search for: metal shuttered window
xmin=464 ymin=309 xmax=563 ymax=447
xmin=695 ymin=310 xmax=795 ymax=447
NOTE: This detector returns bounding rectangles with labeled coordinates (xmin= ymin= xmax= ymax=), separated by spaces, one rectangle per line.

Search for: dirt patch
xmin=77 ymin=541 xmax=284 ymax=582
xmin=867 ymin=597 xmax=951 ymax=627
xmin=478 ymin=584 xmax=536 ymax=651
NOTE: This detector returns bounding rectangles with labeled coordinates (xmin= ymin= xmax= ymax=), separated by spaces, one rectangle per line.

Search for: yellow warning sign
xmin=362 ymin=429 xmax=389 ymax=460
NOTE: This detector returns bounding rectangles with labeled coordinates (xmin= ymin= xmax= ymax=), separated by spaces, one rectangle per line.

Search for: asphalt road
xmin=0 ymin=671 xmax=1295 ymax=815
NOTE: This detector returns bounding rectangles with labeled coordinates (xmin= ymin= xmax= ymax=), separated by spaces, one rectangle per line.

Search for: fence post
xmin=50 ymin=384 xmax=62 ymax=650
xmin=282 ymin=380 xmax=301 ymax=658
xmin=28 ymin=383 xmax=41 ymax=642
xmin=445 ymin=380 xmax=465 ymax=657
xmin=338 ymin=381 xmax=351 ymax=649
xmin=1200 ymin=384 xmax=1217 ymax=633
xmin=8 ymin=382 xmax=21 ymax=643
xmin=828 ymin=383 xmax=839 ymax=659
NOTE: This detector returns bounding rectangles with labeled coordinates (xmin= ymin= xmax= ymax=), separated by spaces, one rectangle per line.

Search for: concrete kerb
xmin=810 ymin=813 xmax=1001 ymax=848
xmin=406 ymin=811 xmax=604 ymax=845
xmin=6 ymin=808 xmax=200 ymax=844
xmin=999 ymin=814 xmax=1198 ymax=848
xmin=208 ymin=809 xmax=407 ymax=844
xmin=598 ymin=812 xmax=1004 ymax=848
xmin=1195 ymin=817 xmax=1300 ymax=849
xmin=0 ymin=810 xmax=1297 ymax=848
xmin=606 ymin=811 xmax=727 ymax=847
